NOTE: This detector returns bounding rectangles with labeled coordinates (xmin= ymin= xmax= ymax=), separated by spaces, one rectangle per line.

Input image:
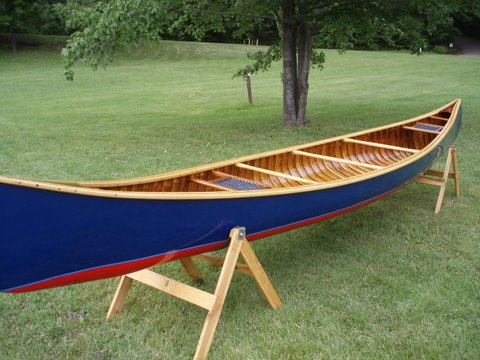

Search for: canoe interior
xmin=78 ymin=105 xmax=455 ymax=193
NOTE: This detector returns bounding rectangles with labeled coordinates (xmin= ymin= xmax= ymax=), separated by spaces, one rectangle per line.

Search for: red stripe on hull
xmin=8 ymin=241 xmax=227 ymax=293
xmin=7 ymin=184 xmax=406 ymax=293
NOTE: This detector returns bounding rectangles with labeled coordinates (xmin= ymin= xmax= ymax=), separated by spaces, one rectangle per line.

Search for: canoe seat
xmin=213 ymin=178 xmax=264 ymax=191
xmin=414 ymin=123 xmax=443 ymax=132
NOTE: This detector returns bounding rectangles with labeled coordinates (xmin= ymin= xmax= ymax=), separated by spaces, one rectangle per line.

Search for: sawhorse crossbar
xmin=415 ymin=145 xmax=460 ymax=214
xmin=106 ymin=227 xmax=282 ymax=360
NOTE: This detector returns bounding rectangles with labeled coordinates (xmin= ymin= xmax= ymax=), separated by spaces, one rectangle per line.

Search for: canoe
xmin=0 ymin=99 xmax=462 ymax=293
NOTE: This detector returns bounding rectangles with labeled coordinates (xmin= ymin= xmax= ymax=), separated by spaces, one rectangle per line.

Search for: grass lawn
xmin=0 ymin=40 xmax=479 ymax=359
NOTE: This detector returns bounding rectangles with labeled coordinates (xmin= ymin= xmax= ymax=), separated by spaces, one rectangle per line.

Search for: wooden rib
xmin=331 ymin=143 xmax=355 ymax=176
xmin=310 ymin=142 xmax=351 ymax=179
xmin=346 ymin=140 xmax=385 ymax=170
xmin=343 ymin=138 xmax=419 ymax=153
xmin=377 ymin=146 xmax=398 ymax=165
xmin=346 ymin=144 xmax=372 ymax=175
xmin=312 ymin=146 xmax=363 ymax=177
xmin=292 ymin=154 xmax=316 ymax=182
xmin=211 ymin=170 xmax=271 ymax=189
xmin=403 ymin=125 xmax=441 ymax=134
xmin=292 ymin=150 xmax=382 ymax=170
xmin=318 ymin=155 xmax=350 ymax=179
xmin=305 ymin=154 xmax=337 ymax=182
xmin=277 ymin=154 xmax=298 ymax=187
xmin=338 ymin=144 xmax=364 ymax=176
xmin=235 ymin=163 xmax=318 ymax=185
xmin=430 ymin=115 xmax=449 ymax=121
xmin=264 ymin=157 xmax=278 ymax=186
xmin=308 ymin=146 xmax=347 ymax=180
xmin=305 ymin=145 xmax=349 ymax=179
xmin=190 ymin=178 xmax=235 ymax=192
xmin=358 ymin=144 xmax=389 ymax=167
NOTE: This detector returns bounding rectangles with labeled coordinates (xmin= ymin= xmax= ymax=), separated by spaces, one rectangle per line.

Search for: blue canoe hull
xmin=0 ymin=102 xmax=462 ymax=293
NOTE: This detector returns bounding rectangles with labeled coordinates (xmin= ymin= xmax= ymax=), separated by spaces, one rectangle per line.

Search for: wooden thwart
xmin=415 ymin=145 xmax=460 ymax=214
xmin=106 ymin=227 xmax=281 ymax=360
xmin=190 ymin=177 xmax=236 ymax=192
xmin=430 ymin=115 xmax=449 ymax=122
xmin=343 ymin=138 xmax=420 ymax=153
xmin=235 ymin=163 xmax=318 ymax=184
xmin=292 ymin=150 xmax=383 ymax=170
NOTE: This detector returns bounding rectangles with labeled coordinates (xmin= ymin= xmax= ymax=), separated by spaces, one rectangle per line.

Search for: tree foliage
xmin=0 ymin=0 xmax=66 ymax=51
xmin=57 ymin=0 xmax=169 ymax=80
xmin=56 ymin=0 xmax=480 ymax=125
xmin=0 ymin=0 xmax=36 ymax=51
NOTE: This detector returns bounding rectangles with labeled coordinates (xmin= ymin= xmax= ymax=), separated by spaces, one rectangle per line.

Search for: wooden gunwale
xmin=0 ymin=99 xmax=460 ymax=200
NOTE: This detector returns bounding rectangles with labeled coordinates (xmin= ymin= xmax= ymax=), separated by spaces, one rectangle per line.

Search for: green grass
xmin=1 ymin=40 xmax=479 ymax=359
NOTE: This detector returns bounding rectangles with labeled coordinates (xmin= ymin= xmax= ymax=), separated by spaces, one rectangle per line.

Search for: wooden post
xmin=106 ymin=275 xmax=133 ymax=319
xmin=414 ymin=145 xmax=460 ymax=214
xmin=245 ymin=73 xmax=253 ymax=105
xmin=180 ymin=258 xmax=203 ymax=281
xmin=451 ymin=145 xmax=460 ymax=197
xmin=193 ymin=228 xmax=245 ymax=359
xmin=106 ymin=227 xmax=281 ymax=360
xmin=194 ymin=240 xmax=282 ymax=309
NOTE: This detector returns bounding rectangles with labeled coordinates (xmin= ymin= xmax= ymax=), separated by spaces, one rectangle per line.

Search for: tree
xmin=233 ymin=0 xmax=480 ymax=125
xmin=0 ymin=0 xmax=36 ymax=52
xmin=57 ymin=0 xmax=479 ymax=126
xmin=0 ymin=0 xmax=67 ymax=51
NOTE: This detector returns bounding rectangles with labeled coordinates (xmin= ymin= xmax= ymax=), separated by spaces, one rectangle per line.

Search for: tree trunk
xmin=281 ymin=0 xmax=313 ymax=127
xmin=6 ymin=0 xmax=17 ymax=53
xmin=296 ymin=3 xmax=312 ymax=126
xmin=282 ymin=0 xmax=297 ymax=125
xmin=10 ymin=22 xmax=17 ymax=54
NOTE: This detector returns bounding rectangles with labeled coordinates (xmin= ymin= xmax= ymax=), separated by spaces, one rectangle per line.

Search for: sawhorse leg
xmin=415 ymin=145 xmax=460 ymax=214
xmin=106 ymin=227 xmax=281 ymax=360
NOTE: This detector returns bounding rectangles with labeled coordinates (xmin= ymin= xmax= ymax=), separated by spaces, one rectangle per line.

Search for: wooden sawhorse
xmin=415 ymin=145 xmax=460 ymax=214
xmin=106 ymin=227 xmax=282 ymax=360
